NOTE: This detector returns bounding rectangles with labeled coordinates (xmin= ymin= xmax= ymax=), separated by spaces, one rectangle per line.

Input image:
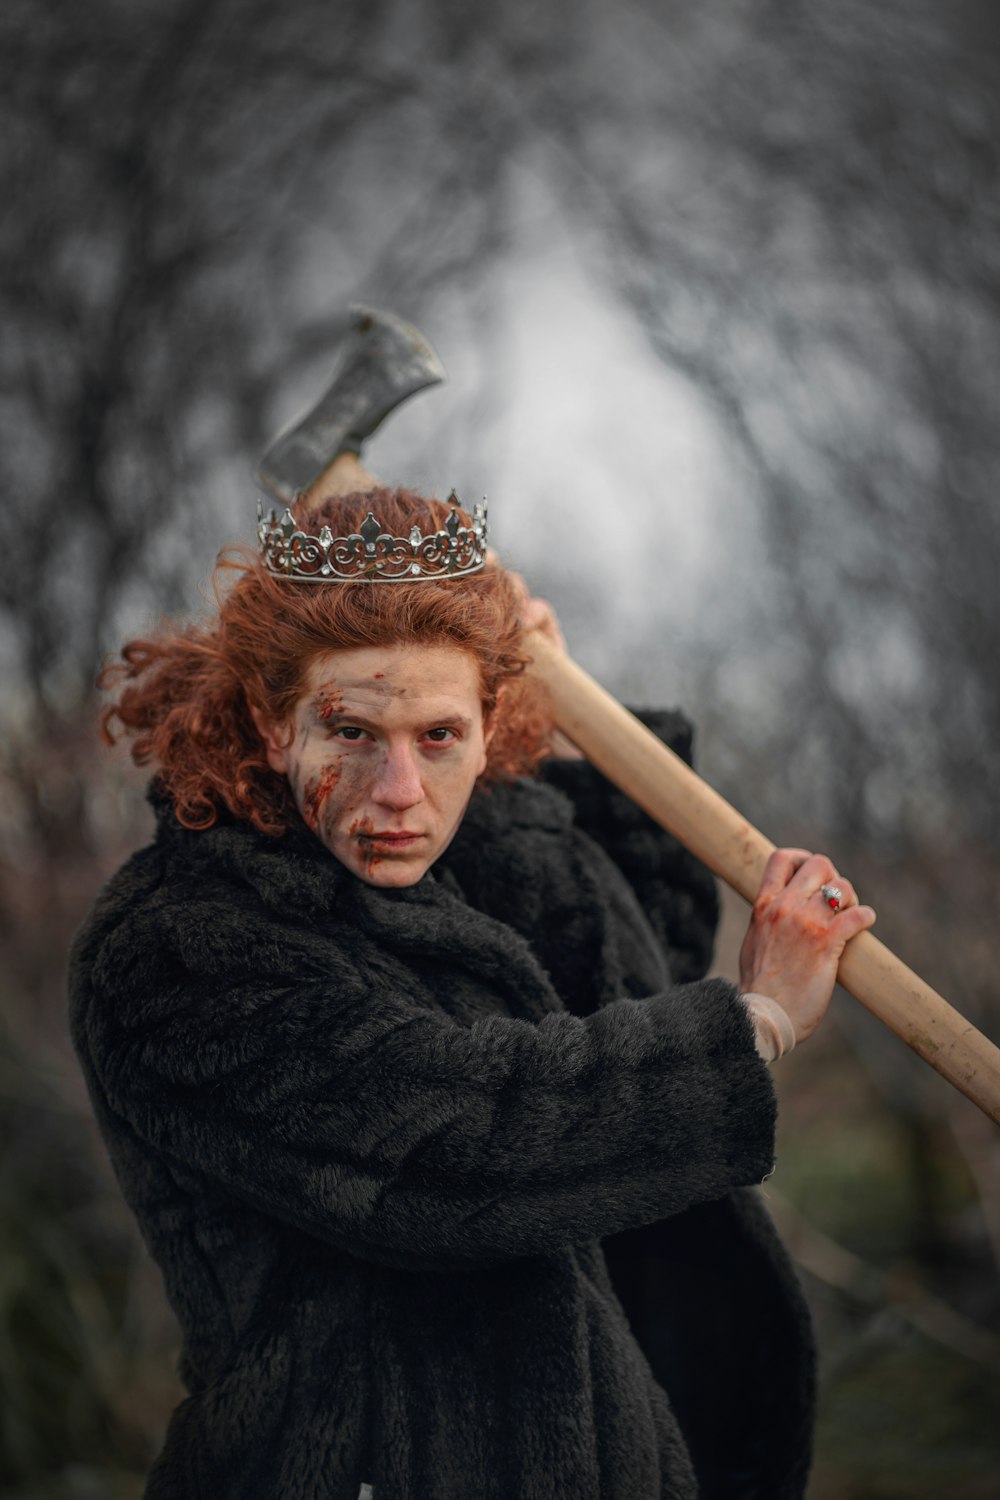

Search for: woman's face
xmin=253 ymin=642 xmax=495 ymax=888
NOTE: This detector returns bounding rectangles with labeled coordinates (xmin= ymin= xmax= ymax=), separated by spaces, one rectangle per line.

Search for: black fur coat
xmin=68 ymin=710 xmax=816 ymax=1499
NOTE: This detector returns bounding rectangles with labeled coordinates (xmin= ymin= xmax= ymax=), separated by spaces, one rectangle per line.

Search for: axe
xmin=257 ymin=305 xmax=1000 ymax=1127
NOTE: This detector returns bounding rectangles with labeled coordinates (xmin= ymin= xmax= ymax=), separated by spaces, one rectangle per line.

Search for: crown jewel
xmin=256 ymin=491 xmax=488 ymax=583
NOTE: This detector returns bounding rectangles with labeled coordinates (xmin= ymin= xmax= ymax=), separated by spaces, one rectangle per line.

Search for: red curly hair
xmin=100 ymin=488 xmax=556 ymax=835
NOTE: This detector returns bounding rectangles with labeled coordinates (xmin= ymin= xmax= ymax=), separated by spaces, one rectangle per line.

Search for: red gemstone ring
xmin=819 ymin=883 xmax=843 ymax=912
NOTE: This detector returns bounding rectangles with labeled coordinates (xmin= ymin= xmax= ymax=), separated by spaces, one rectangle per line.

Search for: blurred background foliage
xmin=2 ymin=0 xmax=999 ymax=1494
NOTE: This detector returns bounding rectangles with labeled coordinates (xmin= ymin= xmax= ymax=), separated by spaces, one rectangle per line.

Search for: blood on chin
xmin=297 ymin=777 xmax=430 ymax=883
xmin=349 ymin=815 xmax=383 ymax=878
xmin=346 ymin=816 xmax=435 ymax=883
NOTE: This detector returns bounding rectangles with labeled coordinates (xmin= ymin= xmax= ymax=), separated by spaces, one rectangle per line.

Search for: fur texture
xmin=68 ymin=710 xmax=815 ymax=1499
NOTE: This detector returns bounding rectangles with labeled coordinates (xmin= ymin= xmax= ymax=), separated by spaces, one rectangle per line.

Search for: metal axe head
xmin=256 ymin=303 xmax=446 ymax=507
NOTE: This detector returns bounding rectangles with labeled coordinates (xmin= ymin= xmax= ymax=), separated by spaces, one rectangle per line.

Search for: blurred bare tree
xmin=2 ymin=0 xmax=999 ymax=1494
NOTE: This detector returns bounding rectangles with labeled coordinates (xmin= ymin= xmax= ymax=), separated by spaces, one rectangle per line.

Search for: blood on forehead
xmin=309 ymin=677 xmax=413 ymax=721
xmin=309 ymin=684 xmax=345 ymax=723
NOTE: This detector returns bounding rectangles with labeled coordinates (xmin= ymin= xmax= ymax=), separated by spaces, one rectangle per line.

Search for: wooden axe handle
xmin=525 ymin=631 xmax=1000 ymax=1126
xmin=302 ymin=452 xmax=379 ymax=503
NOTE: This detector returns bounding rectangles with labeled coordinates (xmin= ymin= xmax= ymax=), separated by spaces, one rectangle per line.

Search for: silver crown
xmin=256 ymin=492 xmax=488 ymax=583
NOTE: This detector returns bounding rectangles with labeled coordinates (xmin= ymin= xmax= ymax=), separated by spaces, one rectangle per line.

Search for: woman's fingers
xmin=754 ymin=848 xmax=815 ymax=908
xmin=815 ymin=875 xmax=859 ymax=912
xmin=758 ymin=850 xmax=863 ymax=913
xmin=833 ymin=903 xmax=877 ymax=942
xmin=501 ymin=566 xmax=567 ymax=651
xmin=794 ymin=862 xmax=861 ymax=913
xmin=784 ymin=852 xmax=838 ymax=900
xmin=518 ymin=591 xmax=569 ymax=654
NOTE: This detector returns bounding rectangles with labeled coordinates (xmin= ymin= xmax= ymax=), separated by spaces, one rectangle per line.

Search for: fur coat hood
xmin=68 ymin=710 xmax=815 ymax=1499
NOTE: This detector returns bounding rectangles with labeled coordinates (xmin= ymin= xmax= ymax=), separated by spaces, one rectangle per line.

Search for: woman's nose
xmin=370 ymin=744 xmax=425 ymax=810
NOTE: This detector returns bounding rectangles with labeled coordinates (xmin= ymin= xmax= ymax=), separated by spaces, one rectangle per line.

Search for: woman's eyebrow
xmin=313 ymin=707 xmax=474 ymax=733
xmin=311 ymin=706 xmax=381 ymax=728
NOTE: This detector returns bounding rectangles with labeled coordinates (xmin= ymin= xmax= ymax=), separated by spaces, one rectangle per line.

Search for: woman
xmin=69 ymin=486 xmax=875 ymax=1499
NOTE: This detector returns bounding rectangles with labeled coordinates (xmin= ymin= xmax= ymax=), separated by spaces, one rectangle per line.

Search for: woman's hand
xmin=739 ymin=848 xmax=876 ymax=1044
xmin=500 ymin=563 xmax=584 ymax=760
xmin=498 ymin=561 xmax=569 ymax=656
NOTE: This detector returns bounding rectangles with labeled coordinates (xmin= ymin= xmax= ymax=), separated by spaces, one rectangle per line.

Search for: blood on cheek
xmin=295 ymin=681 xmax=349 ymax=832
xmin=301 ymin=758 xmax=344 ymax=832
xmin=297 ymin=746 xmax=382 ymax=871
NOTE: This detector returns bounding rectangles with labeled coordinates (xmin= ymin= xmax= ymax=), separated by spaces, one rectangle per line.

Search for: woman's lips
xmin=358 ymin=831 xmax=424 ymax=851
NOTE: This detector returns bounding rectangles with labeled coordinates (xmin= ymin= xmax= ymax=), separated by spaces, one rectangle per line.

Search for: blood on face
xmin=348 ymin=814 xmax=381 ymax=876
xmin=302 ymin=758 xmax=344 ymax=832
xmin=311 ymin=683 xmax=345 ymax=723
